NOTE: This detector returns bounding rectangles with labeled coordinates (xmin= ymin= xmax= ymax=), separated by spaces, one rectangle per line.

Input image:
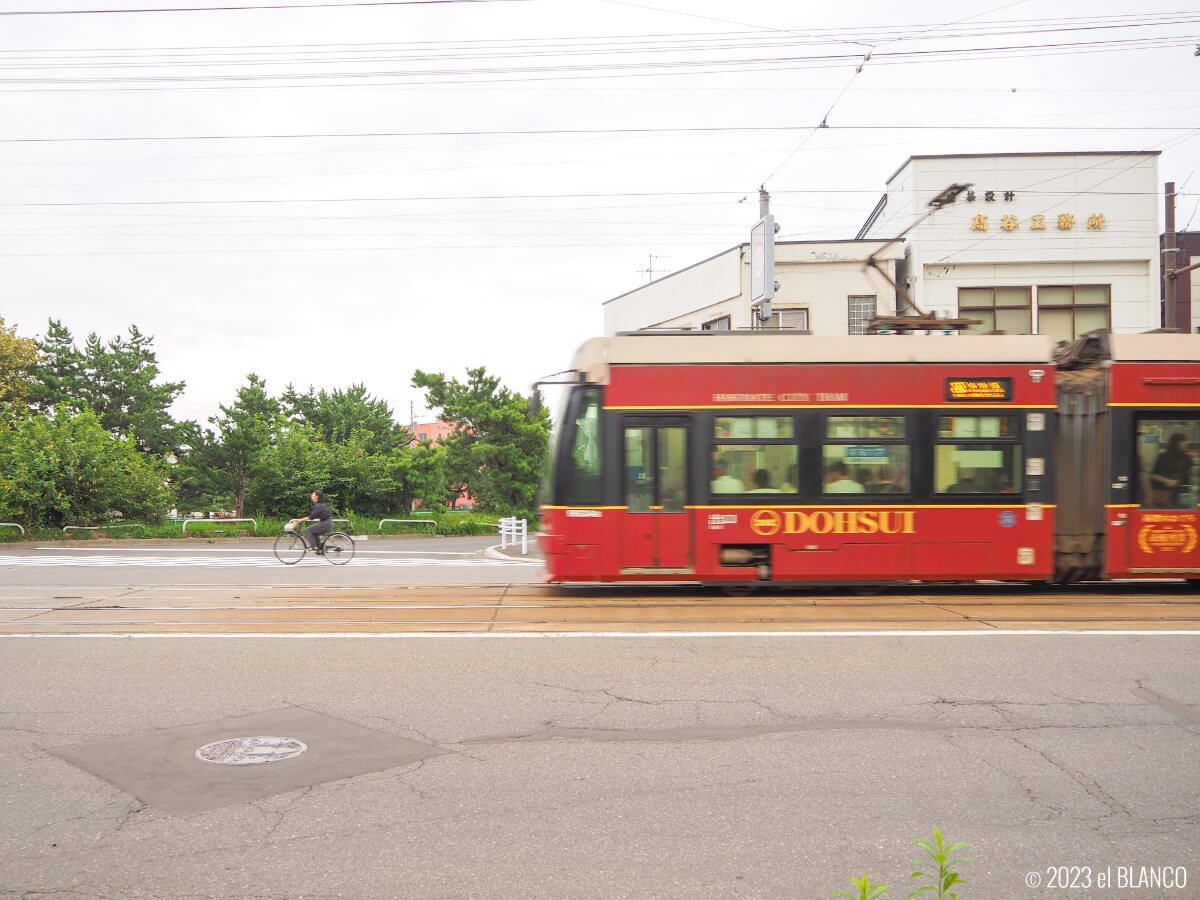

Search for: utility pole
xmin=1161 ymin=180 xmax=1180 ymax=331
xmin=1164 ymin=181 xmax=1178 ymax=330
xmin=759 ymin=188 xmax=770 ymax=218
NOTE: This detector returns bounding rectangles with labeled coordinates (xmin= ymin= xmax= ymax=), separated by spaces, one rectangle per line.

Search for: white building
xmin=605 ymin=151 xmax=1166 ymax=340
xmin=603 ymin=239 xmax=904 ymax=336
xmin=858 ymin=151 xmax=1162 ymax=340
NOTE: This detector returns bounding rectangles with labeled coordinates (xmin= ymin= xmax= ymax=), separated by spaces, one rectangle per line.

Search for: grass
xmin=0 ymin=510 xmax=530 ymax=541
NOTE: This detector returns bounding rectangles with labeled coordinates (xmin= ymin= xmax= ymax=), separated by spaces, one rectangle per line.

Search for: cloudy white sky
xmin=2 ymin=0 xmax=1198 ymax=428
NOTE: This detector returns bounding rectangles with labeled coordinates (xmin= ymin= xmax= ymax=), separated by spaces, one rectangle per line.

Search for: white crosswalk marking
xmin=0 ymin=553 xmax=539 ymax=568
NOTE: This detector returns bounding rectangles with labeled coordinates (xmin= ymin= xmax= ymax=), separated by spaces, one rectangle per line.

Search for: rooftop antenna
xmin=638 ymin=254 xmax=669 ymax=282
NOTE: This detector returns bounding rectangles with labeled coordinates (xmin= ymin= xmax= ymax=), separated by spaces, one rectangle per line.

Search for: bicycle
xmin=273 ymin=520 xmax=355 ymax=565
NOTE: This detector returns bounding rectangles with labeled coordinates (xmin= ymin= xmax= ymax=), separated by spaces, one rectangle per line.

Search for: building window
xmin=751 ymin=308 xmax=809 ymax=331
xmin=847 ymin=295 xmax=877 ymax=334
xmin=702 ymin=315 xmax=731 ymax=331
xmin=959 ymin=286 xmax=1032 ymax=334
xmin=1037 ymin=285 xmax=1111 ymax=342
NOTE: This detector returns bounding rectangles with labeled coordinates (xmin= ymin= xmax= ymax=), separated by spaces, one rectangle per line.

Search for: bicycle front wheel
xmin=323 ymin=532 xmax=355 ymax=565
xmin=273 ymin=533 xmax=307 ymax=565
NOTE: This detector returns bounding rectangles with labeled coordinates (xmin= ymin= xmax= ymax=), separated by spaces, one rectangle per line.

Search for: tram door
xmin=621 ymin=421 xmax=692 ymax=569
xmin=1128 ymin=417 xmax=1200 ymax=571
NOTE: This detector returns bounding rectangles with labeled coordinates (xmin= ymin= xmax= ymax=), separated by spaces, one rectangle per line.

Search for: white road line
xmin=0 ymin=554 xmax=539 ymax=568
xmin=1 ymin=631 xmax=1197 ymax=638
xmin=33 ymin=546 xmax=481 ymax=556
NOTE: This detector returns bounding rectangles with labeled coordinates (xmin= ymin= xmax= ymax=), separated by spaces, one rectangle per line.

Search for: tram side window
xmin=822 ymin=416 xmax=909 ymax=494
xmin=712 ymin=416 xmax=797 ymax=495
xmin=935 ymin=415 xmax=1021 ymax=494
xmin=564 ymin=388 xmax=603 ymax=505
xmin=1136 ymin=418 xmax=1198 ymax=508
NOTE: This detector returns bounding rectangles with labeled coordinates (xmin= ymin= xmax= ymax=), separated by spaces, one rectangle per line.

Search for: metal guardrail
xmin=498 ymin=516 xmax=529 ymax=555
xmin=378 ymin=518 xmax=438 ymax=533
xmin=182 ymin=517 xmax=257 ymax=534
xmin=63 ymin=524 xmax=146 ymax=537
xmin=0 ymin=522 xmax=26 ymax=537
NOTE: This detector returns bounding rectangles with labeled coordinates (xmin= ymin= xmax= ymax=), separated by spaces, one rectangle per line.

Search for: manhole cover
xmin=195 ymin=736 xmax=307 ymax=766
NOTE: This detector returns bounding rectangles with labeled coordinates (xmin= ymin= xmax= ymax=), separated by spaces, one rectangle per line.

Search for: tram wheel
xmin=719 ymin=584 xmax=758 ymax=597
xmin=851 ymin=584 xmax=889 ymax=596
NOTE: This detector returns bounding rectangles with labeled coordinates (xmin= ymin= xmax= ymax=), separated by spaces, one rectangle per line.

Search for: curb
xmin=485 ymin=541 xmax=543 ymax=563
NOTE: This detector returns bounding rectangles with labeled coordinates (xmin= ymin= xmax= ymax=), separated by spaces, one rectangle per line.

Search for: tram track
xmin=0 ymin=583 xmax=1197 ymax=635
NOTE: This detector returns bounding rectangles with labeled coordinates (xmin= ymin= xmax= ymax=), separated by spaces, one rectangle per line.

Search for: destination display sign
xmin=945 ymin=377 xmax=1013 ymax=402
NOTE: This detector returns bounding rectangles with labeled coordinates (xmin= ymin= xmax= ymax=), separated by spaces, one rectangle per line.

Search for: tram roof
xmin=573 ymin=333 xmax=1058 ymax=384
xmin=1109 ymin=332 xmax=1200 ymax=361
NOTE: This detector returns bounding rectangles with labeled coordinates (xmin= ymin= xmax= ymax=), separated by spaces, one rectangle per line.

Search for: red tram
xmin=538 ymin=332 xmax=1200 ymax=586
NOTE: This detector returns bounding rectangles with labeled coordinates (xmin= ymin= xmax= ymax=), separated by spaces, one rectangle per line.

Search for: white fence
xmin=182 ymin=518 xmax=257 ymax=534
xmin=498 ymin=517 xmax=529 ymax=555
xmin=378 ymin=518 xmax=438 ymax=533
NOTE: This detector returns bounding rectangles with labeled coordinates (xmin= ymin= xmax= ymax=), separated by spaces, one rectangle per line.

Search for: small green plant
xmin=835 ymin=873 xmax=888 ymax=900
xmin=907 ymin=828 xmax=973 ymax=899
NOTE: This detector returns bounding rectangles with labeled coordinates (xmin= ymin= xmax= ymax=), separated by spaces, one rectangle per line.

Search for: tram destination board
xmin=945 ymin=377 xmax=1013 ymax=402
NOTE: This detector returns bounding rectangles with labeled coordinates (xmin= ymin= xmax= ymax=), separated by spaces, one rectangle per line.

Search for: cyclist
xmin=295 ymin=489 xmax=334 ymax=553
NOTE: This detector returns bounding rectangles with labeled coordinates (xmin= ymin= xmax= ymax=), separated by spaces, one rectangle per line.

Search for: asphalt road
xmin=0 ymin=535 xmax=543 ymax=586
xmin=1 ymin=634 xmax=1197 ymax=900
xmin=1 ymin=537 xmax=1197 ymax=899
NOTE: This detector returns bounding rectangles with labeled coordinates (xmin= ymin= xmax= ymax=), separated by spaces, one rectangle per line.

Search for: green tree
xmin=412 ymin=367 xmax=550 ymax=512
xmin=27 ymin=319 xmax=83 ymax=411
xmin=281 ymin=383 xmax=409 ymax=456
xmin=0 ymin=316 xmax=40 ymax=419
xmin=30 ymin=319 xmax=189 ymax=457
xmin=179 ymin=374 xmax=281 ymax=517
xmin=0 ymin=406 xmax=172 ymax=529
xmin=247 ymin=422 xmax=333 ymax=518
xmin=388 ymin=439 xmax=450 ymax=513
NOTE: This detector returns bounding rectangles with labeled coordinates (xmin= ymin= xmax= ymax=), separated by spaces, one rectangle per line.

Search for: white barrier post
xmin=498 ymin=517 xmax=528 ymax=555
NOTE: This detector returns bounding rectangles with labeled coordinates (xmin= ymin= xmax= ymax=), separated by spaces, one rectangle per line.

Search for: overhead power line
xmin=0 ymin=26 xmax=1196 ymax=92
xmin=0 ymin=0 xmax=526 ymax=16
xmin=0 ymin=124 xmax=1193 ymax=145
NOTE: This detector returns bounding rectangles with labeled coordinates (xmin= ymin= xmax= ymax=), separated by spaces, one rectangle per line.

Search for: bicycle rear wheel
xmin=323 ymin=532 xmax=355 ymax=565
xmin=273 ymin=533 xmax=307 ymax=564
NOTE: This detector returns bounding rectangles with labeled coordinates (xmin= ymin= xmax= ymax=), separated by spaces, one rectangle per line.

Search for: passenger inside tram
xmin=711 ymin=460 xmax=744 ymax=494
xmin=824 ymin=461 xmax=865 ymax=493
xmin=1150 ymin=432 xmax=1193 ymax=508
xmin=747 ymin=468 xmax=781 ymax=493
xmin=945 ymin=469 xmax=982 ymax=493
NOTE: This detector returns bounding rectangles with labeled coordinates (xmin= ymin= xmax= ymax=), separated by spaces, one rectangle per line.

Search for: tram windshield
xmin=545 ymin=386 xmax=603 ymax=506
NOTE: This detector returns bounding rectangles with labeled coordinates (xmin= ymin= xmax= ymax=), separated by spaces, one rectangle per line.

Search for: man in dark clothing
xmin=296 ymin=490 xmax=334 ymax=551
xmin=1150 ymin=432 xmax=1193 ymax=507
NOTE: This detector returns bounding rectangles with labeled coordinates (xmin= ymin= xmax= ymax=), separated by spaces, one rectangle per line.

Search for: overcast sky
xmin=3 ymin=0 xmax=1198 ymax=428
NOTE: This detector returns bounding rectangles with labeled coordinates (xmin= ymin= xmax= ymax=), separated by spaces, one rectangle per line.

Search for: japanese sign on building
xmin=969 ymin=213 xmax=1106 ymax=232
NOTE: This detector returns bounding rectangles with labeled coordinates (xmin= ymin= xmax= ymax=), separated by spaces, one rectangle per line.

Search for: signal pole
xmin=750 ymin=188 xmax=779 ymax=322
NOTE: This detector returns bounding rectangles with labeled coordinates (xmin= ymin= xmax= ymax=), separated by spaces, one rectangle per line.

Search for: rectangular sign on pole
xmin=750 ymin=214 xmax=775 ymax=307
